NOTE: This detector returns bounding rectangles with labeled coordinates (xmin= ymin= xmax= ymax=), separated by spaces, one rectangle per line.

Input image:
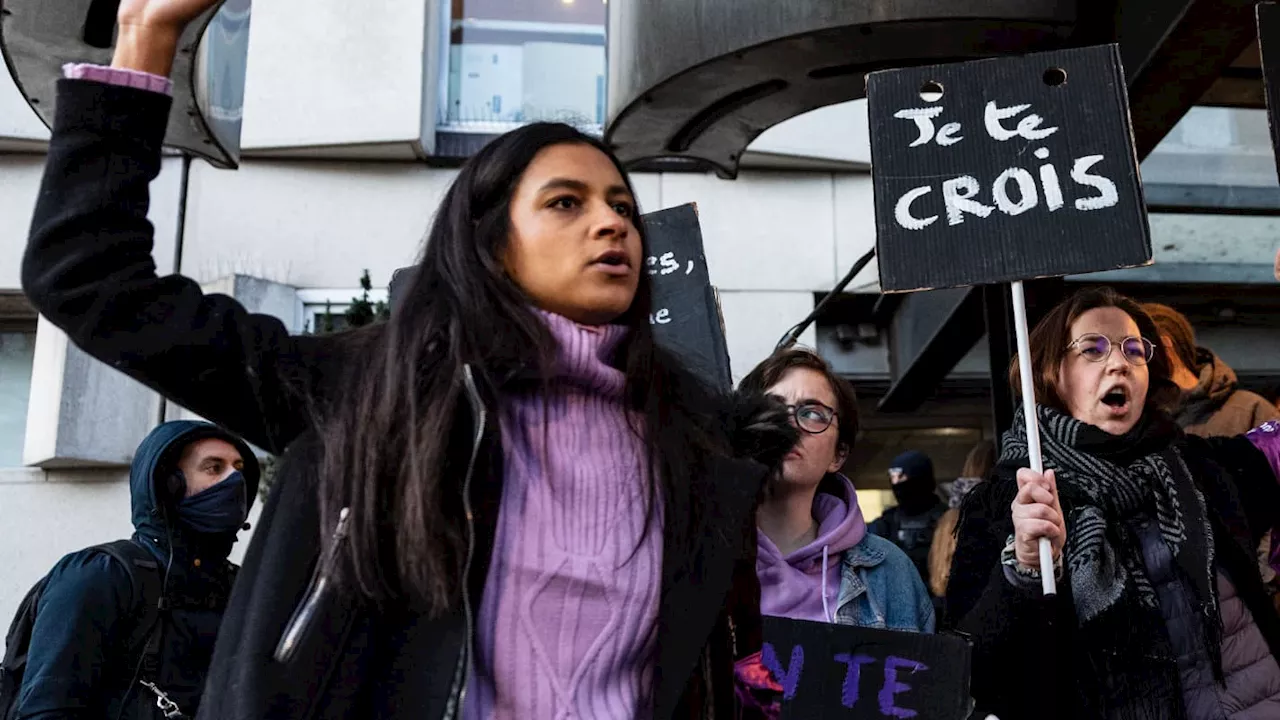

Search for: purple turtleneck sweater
xmin=464 ymin=312 xmax=662 ymax=720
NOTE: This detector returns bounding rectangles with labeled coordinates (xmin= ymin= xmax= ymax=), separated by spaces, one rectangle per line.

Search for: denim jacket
xmin=833 ymin=533 xmax=936 ymax=632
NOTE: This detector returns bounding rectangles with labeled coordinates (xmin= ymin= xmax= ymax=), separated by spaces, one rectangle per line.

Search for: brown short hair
xmin=1142 ymin=302 xmax=1199 ymax=372
xmin=1009 ymin=287 xmax=1176 ymax=413
xmin=739 ymin=347 xmax=860 ymax=453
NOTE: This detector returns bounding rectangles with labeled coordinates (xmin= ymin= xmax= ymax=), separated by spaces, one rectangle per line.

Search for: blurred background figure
xmin=869 ymin=449 xmax=945 ymax=589
xmin=1145 ymin=302 xmax=1279 ymax=436
xmin=1145 ymin=302 xmax=1280 ymax=596
xmin=928 ymin=439 xmax=996 ymax=599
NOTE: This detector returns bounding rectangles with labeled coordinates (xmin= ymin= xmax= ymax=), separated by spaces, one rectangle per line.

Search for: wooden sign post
xmin=867 ymin=45 xmax=1154 ymax=593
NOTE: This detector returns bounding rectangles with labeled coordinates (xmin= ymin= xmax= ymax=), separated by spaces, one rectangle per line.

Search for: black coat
xmin=944 ymin=432 xmax=1280 ymax=720
xmin=23 ymin=79 xmax=775 ymax=720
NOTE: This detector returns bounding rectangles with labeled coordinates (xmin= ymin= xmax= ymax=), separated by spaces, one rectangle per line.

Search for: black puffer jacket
xmin=22 ymin=79 xmax=784 ymax=720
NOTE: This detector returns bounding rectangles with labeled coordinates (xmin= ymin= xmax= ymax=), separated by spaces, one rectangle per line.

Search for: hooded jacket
xmin=757 ymin=474 xmax=867 ymax=623
xmin=1177 ymin=348 xmax=1280 ymax=438
xmin=14 ymin=421 xmax=258 ymax=720
xmin=757 ymin=475 xmax=935 ymax=633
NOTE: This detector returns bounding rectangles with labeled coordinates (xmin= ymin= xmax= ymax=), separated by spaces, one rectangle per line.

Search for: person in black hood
xmin=13 ymin=421 xmax=258 ymax=720
xmin=869 ymin=450 xmax=946 ymax=587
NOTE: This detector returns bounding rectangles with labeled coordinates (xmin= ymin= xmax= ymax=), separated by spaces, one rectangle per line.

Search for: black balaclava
xmin=889 ymin=450 xmax=939 ymax=516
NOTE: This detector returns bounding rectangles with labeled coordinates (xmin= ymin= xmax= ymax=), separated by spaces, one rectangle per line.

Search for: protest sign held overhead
xmin=390 ymin=203 xmax=732 ymax=392
xmin=762 ymin=617 xmax=973 ymax=720
xmin=867 ymin=45 xmax=1153 ymax=292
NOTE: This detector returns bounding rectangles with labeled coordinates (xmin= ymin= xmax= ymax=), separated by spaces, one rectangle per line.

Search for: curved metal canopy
xmin=605 ymin=0 xmax=1078 ymax=178
xmin=0 ymin=0 xmax=250 ymax=168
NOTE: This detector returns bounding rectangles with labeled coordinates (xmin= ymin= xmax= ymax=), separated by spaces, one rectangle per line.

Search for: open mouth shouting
xmin=1100 ymin=385 xmax=1131 ymax=417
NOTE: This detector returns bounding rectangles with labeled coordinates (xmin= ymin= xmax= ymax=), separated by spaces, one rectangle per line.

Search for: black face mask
xmin=891 ymin=473 xmax=940 ymax=516
xmin=176 ymin=471 xmax=247 ymax=535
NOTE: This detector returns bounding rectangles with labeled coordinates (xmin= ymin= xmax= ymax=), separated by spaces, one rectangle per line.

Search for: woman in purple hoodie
xmin=739 ymin=348 xmax=935 ymax=632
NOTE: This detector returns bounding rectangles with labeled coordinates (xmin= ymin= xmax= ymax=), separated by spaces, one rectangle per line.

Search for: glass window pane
xmin=444 ymin=0 xmax=606 ymax=133
xmin=0 ymin=332 xmax=35 ymax=466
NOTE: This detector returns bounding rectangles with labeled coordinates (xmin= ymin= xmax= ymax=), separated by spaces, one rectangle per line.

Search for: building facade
xmin=2 ymin=0 xmax=1279 ymax=625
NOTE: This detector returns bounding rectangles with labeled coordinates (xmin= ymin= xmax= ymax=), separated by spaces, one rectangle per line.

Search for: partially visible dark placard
xmin=388 ymin=203 xmax=731 ymax=392
xmin=1259 ymin=3 xmax=1280 ymax=182
xmin=762 ymin=617 xmax=973 ymax=720
xmin=642 ymin=203 xmax=732 ymax=392
xmin=866 ymin=45 xmax=1152 ymax=292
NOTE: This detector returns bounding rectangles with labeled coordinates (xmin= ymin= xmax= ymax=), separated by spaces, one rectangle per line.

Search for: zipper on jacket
xmin=274 ymin=507 xmax=351 ymax=663
xmin=442 ymin=364 xmax=488 ymax=720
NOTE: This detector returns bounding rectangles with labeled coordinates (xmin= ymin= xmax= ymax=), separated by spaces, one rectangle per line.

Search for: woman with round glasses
xmin=739 ymin=348 xmax=935 ymax=632
xmin=946 ymin=287 xmax=1280 ymax=720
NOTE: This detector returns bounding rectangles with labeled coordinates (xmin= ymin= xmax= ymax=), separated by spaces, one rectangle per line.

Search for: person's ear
xmin=827 ymin=443 xmax=849 ymax=474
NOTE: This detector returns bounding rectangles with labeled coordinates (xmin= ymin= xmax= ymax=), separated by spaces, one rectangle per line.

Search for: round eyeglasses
xmin=785 ymin=402 xmax=838 ymax=435
xmin=1067 ymin=333 xmax=1155 ymax=366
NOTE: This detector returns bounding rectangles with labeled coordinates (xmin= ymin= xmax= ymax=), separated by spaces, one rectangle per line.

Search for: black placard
xmin=1258 ymin=3 xmax=1280 ymax=182
xmin=762 ymin=617 xmax=973 ymax=720
xmin=642 ymin=203 xmax=732 ymax=392
xmin=388 ymin=203 xmax=731 ymax=392
xmin=867 ymin=45 xmax=1152 ymax=292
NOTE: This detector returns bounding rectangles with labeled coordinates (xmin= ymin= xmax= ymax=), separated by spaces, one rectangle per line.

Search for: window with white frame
xmin=296 ymin=288 xmax=390 ymax=335
xmin=439 ymin=0 xmax=606 ymax=135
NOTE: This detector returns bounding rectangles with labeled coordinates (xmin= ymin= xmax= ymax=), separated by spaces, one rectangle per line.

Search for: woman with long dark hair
xmin=20 ymin=2 xmax=796 ymax=717
xmin=947 ymin=287 xmax=1280 ymax=719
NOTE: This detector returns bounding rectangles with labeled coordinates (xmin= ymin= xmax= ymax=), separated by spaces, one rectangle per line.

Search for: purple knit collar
xmin=534 ymin=310 xmax=629 ymax=397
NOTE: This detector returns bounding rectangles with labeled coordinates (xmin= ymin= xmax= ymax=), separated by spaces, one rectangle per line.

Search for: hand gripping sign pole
xmin=866 ymin=45 xmax=1154 ymax=597
xmin=1011 ymin=280 xmax=1056 ymax=594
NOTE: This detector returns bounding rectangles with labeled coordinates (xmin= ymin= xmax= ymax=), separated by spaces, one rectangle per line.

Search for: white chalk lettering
xmin=891 ymin=151 xmax=1121 ymax=231
xmin=894 ymin=186 xmax=938 ymax=230
xmin=992 ymin=168 xmax=1038 ymax=216
xmin=936 ymin=122 xmax=963 ymax=146
xmin=894 ymin=107 xmax=946 ymax=147
xmin=650 ymin=308 xmax=672 ymax=324
xmin=941 ymin=176 xmax=994 ymax=226
xmin=1036 ymin=148 xmax=1064 ymax=211
xmin=984 ymin=101 xmax=1058 ymax=142
xmin=1071 ymin=155 xmax=1118 ymax=211
xmin=686 ymin=260 xmax=695 ymax=275
xmin=659 ymin=252 xmax=679 ymax=275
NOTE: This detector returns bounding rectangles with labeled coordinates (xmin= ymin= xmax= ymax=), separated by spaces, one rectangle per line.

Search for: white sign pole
xmin=1010 ymin=280 xmax=1057 ymax=596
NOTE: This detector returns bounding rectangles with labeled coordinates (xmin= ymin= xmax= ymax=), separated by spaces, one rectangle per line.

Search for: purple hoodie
xmin=757 ymin=474 xmax=867 ymax=623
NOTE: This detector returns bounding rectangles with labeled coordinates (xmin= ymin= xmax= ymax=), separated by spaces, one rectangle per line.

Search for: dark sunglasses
xmin=1066 ymin=333 xmax=1155 ymax=366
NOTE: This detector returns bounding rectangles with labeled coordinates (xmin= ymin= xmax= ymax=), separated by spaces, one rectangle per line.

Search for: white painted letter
xmin=894 ymin=107 xmax=945 ymax=147
xmin=1017 ymin=113 xmax=1058 ymax=140
xmin=650 ymin=308 xmax=672 ymax=325
xmin=1071 ymin=155 xmax=1119 ymax=211
xmin=894 ymin=186 xmax=938 ymax=230
xmin=992 ymin=168 xmax=1038 ymax=216
xmin=984 ymin=101 xmax=1058 ymax=141
xmin=659 ymin=252 xmax=679 ymax=275
xmin=941 ymin=176 xmax=994 ymax=226
xmin=1035 ymin=148 xmax=1064 ymax=211
xmin=936 ymin=122 xmax=963 ymax=146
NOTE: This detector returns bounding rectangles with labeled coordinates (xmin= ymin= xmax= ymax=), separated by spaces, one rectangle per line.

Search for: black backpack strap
xmin=90 ymin=541 xmax=166 ymax=677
